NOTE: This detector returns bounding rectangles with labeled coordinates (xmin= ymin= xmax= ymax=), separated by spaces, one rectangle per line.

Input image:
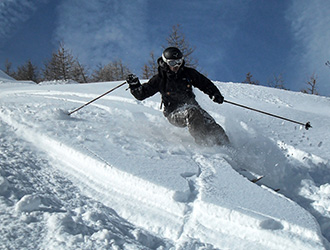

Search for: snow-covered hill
xmin=0 ymin=69 xmax=36 ymax=85
xmin=0 ymin=70 xmax=15 ymax=82
xmin=0 ymin=79 xmax=329 ymax=249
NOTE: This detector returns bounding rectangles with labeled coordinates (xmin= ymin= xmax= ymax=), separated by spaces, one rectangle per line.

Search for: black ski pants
xmin=166 ymin=104 xmax=229 ymax=146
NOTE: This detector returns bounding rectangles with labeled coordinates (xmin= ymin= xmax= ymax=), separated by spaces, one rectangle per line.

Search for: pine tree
xmin=267 ymin=74 xmax=287 ymax=90
xmin=92 ymin=60 xmax=131 ymax=82
xmin=4 ymin=59 xmax=15 ymax=78
xmin=72 ymin=61 xmax=89 ymax=83
xmin=165 ymin=24 xmax=198 ymax=69
xmin=243 ymin=72 xmax=259 ymax=85
xmin=15 ymin=60 xmax=38 ymax=82
xmin=301 ymin=74 xmax=318 ymax=95
xmin=43 ymin=42 xmax=87 ymax=83
xmin=141 ymin=51 xmax=157 ymax=79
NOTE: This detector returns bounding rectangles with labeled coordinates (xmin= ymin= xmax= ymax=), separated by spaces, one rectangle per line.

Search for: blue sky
xmin=1 ymin=0 xmax=330 ymax=96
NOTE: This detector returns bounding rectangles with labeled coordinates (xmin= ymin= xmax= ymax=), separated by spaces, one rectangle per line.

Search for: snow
xmin=0 ymin=69 xmax=16 ymax=82
xmin=0 ymin=69 xmax=36 ymax=85
xmin=0 ymin=79 xmax=329 ymax=250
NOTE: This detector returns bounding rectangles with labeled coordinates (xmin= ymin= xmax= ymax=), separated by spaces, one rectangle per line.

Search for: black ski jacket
xmin=130 ymin=58 xmax=222 ymax=116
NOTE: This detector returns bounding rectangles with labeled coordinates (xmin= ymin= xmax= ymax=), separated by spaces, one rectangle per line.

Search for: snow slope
xmin=0 ymin=79 xmax=330 ymax=249
xmin=0 ymin=69 xmax=15 ymax=82
xmin=0 ymin=69 xmax=36 ymax=85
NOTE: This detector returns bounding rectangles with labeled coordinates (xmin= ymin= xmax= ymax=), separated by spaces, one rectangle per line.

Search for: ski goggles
xmin=165 ymin=58 xmax=183 ymax=67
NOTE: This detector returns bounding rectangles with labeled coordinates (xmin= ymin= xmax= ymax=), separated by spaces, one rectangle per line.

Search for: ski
xmin=251 ymin=175 xmax=264 ymax=183
xmin=238 ymin=169 xmax=280 ymax=192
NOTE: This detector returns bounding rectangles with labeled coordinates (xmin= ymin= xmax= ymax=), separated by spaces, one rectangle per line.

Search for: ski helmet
xmin=162 ymin=47 xmax=183 ymax=60
xmin=162 ymin=47 xmax=183 ymax=67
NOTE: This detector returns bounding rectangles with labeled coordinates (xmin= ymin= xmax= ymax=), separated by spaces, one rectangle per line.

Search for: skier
xmin=126 ymin=47 xmax=229 ymax=146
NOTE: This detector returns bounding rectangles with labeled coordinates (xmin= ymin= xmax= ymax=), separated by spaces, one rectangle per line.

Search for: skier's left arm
xmin=189 ymin=69 xmax=224 ymax=104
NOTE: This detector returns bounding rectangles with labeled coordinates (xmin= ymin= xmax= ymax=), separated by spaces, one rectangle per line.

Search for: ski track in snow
xmin=1 ymin=81 xmax=330 ymax=249
xmin=0 ymin=118 xmax=171 ymax=249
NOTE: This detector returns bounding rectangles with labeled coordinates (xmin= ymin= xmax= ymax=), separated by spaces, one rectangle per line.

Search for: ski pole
xmin=68 ymin=81 xmax=127 ymax=116
xmin=223 ymin=100 xmax=312 ymax=130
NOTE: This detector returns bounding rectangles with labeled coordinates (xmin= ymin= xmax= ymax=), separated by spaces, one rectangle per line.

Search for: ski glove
xmin=211 ymin=93 xmax=224 ymax=104
xmin=126 ymin=74 xmax=140 ymax=88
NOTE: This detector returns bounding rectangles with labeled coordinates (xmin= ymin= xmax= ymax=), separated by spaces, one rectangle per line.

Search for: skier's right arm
xmin=126 ymin=74 xmax=159 ymax=101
